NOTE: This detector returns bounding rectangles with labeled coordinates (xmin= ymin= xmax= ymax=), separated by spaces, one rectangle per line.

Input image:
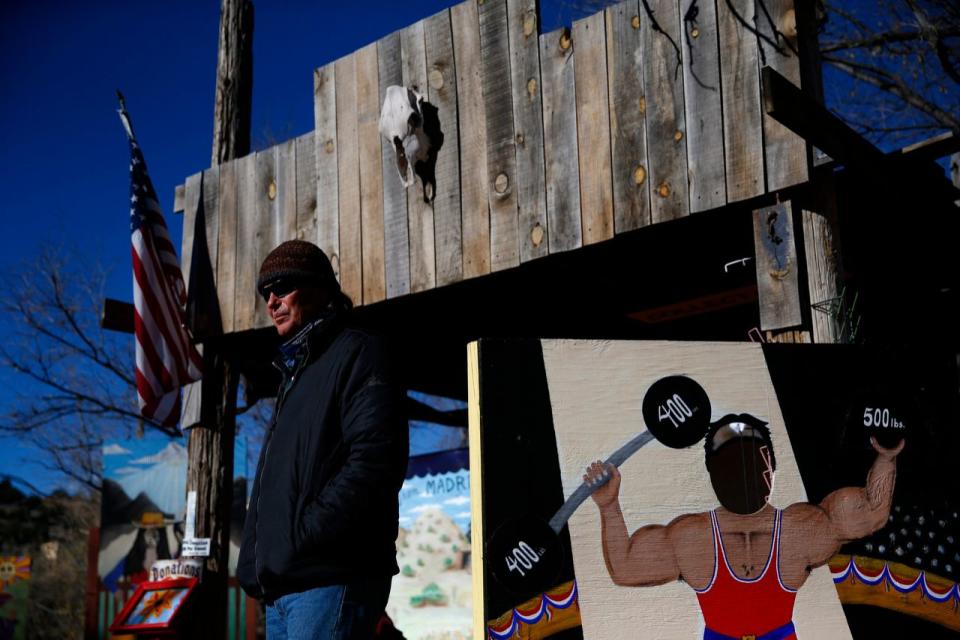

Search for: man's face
xmin=266 ymin=284 xmax=326 ymax=338
xmin=707 ymin=437 xmax=775 ymax=515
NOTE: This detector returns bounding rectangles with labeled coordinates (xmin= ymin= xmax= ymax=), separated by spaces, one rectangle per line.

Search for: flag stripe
xmin=133 ymin=240 xmax=192 ymax=381
xmin=133 ymin=238 xmax=202 ymax=382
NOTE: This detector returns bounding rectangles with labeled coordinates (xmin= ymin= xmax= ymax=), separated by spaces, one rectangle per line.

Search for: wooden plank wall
xmin=182 ymin=0 xmax=810 ymax=336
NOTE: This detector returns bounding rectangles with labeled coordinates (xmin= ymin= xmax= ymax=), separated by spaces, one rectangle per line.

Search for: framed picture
xmin=109 ymin=576 xmax=197 ymax=633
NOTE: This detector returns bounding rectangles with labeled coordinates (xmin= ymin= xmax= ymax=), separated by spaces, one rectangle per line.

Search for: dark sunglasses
xmin=261 ymin=279 xmax=300 ymax=302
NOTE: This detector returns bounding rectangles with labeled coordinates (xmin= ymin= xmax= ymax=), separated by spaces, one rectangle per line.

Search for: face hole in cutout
xmin=707 ymin=437 xmax=775 ymax=514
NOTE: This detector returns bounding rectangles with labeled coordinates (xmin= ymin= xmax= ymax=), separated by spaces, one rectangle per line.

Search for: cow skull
xmin=379 ymin=85 xmax=431 ymax=189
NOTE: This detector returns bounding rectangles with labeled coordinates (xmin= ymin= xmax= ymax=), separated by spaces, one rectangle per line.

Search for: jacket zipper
xmin=253 ymin=366 xmax=299 ymax=598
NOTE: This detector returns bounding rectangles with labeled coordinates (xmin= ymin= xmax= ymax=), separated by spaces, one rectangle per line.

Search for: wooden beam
xmin=899 ymin=132 xmax=960 ymax=163
xmin=626 ymin=285 xmax=758 ymax=324
xmin=173 ymin=183 xmax=186 ymax=213
xmin=761 ymin=66 xmax=884 ymax=166
xmin=101 ymin=298 xmax=134 ymax=334
xmin=765 ymin=71 xmax=960 ymax=204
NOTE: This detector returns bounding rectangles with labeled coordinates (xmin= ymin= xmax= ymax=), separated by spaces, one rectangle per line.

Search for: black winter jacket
xmin=237 ymin=312 xmax=408 ymax=600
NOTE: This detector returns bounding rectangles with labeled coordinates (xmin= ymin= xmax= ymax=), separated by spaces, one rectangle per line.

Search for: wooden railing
xmin=180 ymin=0 xmax=806 ymax=337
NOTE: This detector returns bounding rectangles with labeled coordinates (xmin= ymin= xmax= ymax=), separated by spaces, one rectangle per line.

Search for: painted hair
xmin=703 ymin=413 xmax=776 ymax=471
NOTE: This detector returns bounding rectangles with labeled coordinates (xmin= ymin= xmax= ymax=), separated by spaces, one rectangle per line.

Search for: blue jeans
xmin=265 ymin=577 xmax=392 ymax=639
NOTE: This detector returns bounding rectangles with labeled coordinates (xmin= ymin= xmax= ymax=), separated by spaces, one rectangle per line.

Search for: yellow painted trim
xmin=468 ymin=341 xmax=485 ymax=640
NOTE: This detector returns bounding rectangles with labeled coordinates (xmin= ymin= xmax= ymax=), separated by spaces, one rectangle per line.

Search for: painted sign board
xmin=468 ymin=340 xmax=958 ymax=639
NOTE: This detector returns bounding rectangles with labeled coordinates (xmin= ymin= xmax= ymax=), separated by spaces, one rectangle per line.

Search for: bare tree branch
xmin=820 ymin=28 xmax=960 ymax=54
xmin=824 ymin=55 xmax=960 ymax=131
xmin=818 ymin=0 xmax=960 ymax=148
xmin=1 ymin=247 xmax=182 ymax=491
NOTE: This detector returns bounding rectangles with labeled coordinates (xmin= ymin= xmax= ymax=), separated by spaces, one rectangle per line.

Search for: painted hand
xmin=870 ymin=436 xmax=905 ymax=460
xmin=585 ymin=461 xmax=620 ymax=507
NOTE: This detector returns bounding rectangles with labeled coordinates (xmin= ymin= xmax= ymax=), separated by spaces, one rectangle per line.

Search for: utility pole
xmin=183 ymin=0 xmax=253 ymax=637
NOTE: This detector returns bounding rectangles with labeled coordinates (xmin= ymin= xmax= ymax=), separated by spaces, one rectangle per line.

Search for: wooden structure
xmin=179 ymin=0 xmax=811 ymax=340
xmin=174 ymin=0 xmax=959 ymax=636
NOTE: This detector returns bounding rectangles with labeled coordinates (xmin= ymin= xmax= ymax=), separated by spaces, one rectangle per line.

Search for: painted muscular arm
xmin=792 ymin=437 xmax=904 ymax=568
xmin=586 ymin=461 xmax=680 ymax=587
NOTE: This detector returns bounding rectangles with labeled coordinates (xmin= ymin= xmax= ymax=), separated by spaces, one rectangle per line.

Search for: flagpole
xmin=116 ymin=90 xmax=136 ymax=141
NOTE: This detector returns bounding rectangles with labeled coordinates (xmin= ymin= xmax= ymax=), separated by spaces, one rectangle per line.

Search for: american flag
xmin=118 ymin=97 xmax=202 ymax=428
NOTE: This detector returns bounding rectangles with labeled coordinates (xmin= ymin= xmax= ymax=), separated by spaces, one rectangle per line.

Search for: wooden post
xmin=83 ymin=527 xmax=100 ymax=640
xmin=184 ymin=352 xmax=239 ymax=640
xmin=211 ymin=0 xmax=253 ymax=166
xmin=183 ymin=0 xmax=252 ymax=638
xmin=765 ymin=1 xmax=834 ymax=347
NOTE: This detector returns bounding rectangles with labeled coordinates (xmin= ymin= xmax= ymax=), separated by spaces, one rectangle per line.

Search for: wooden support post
xmin=802 ymin=209 xmax=838 ymax=344
xmin=182 ymin=0 xmax=252 ymax=638
xmin=184 ymin=354 xmax=239 ymax=640
xmin=83 ymin=526 xmax=100 ymax=640
xmin=211 ymin=0 xmax=253 ymax=166
xmin=798 ymin=165 xmax=844 ymax=345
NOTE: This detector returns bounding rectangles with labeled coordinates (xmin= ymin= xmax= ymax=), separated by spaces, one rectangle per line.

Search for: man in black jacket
xmin=237 ymin=240 xmax=408 ymax=639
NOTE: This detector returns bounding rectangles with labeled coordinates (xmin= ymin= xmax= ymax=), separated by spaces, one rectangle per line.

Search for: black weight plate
xmin=848 ymin=389 xmax=911 ymax=450
xmin=487 ymin=515 xmax=562 ymax=596
xmin=642 ymin=375 xmax=712 ymax=449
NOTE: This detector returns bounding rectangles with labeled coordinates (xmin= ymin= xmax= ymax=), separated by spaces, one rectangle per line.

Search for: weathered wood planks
xmin=402 ymin=21 xmax=438 ymax=292
xmin=253 ymin=145 xmax=279 ymax=329
xmin=573 ymin=11 xmax=614 ymax=244
xmin=452 ymin=0 xmax=491 ymax=279
xmin=718 ymin=0 xmax=765 ymax=201
xmin=680 ymin=0 xmax=726 ymax=212
xmin=233 ymin=153 xmax=258 ymax=330
xmin=276 ymin=140 xmax=298 ymax=247
xmin=201 ymin=166 xmax=221 ymax=277
xmin=756 ymin=0 xmax=807 ymax=191
xmin=378 ymin=31 xmax=412 ymax=298
xmin=479 ymin=0 xmax=521 ymax=271
xmin=314 ymin=63 xmax=340 ymax=282
xmin=753 ymin=201 xmax=802 ymax=330
xmin=216 ymin=159 xmax=238 ymax=333
xmin=425 ymin=9 xmax=464 ymax=287
xmin=181 ymin=172 xmax=202 ymax=299
xmin=335 ymin=54 xmax=363 ymax=305
xmin=639 ymin=0 xmax=689 ymax=222
xmin=196 ymin=165 xmax=222 ymax=338
xmin=507 ymin=0 xmax=548 ymax=262
xmin=294 ymin=132 xmax=317 ymax=243
xmin=187 ymin=0 xmax=818 ymax=336
xmin=605 ymin=0 xmax=651 ymax=232
xmin=357 ymin=43 xmax=386 ymax=305
xmin=539 ymin=27 xmax=581 ymax=253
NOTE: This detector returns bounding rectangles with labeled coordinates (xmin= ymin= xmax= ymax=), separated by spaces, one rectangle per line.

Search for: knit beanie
xmin=257 ymin=240 xmax=338 ymax=297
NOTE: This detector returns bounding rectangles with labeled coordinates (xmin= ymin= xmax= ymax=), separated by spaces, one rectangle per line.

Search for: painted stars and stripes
xmin=118 ymin=100 xmax=202 ymax=428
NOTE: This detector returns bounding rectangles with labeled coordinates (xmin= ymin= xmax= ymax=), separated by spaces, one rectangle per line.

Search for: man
xmin=585 ymin=413 xmax=903 ymax=640
xmin=238 ymin=240 xmax=408 ymax=639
